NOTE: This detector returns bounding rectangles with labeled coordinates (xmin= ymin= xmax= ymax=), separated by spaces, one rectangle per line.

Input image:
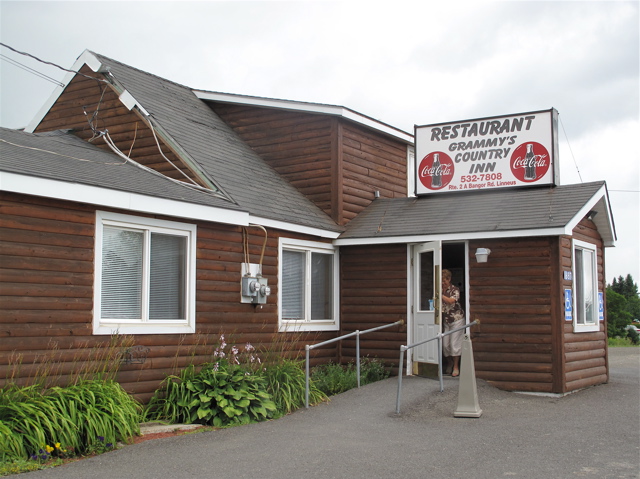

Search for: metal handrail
xmin=396 ymin=320 xmax=478 ymax=414
xmin=305 ymin=320 xmax=404 ymax=408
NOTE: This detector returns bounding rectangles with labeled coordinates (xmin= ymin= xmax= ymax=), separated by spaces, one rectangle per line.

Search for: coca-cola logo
xmin=509 ymin=142 xmax=550 ymax=182
xmin=418 ymin=152 xmax=454 ymax=190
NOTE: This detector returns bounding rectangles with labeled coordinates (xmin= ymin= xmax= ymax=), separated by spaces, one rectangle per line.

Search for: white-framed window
xmin=572 ymin=239 xmax=599 ymax=333
xmin=94 ymin=211 xmax=196 ymax=335
xmin=278 ymin=238 xmax=339 ymax=332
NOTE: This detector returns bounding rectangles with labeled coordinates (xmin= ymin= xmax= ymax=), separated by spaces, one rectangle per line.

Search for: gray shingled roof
xmin=0 ymin=127 xmax=244 ymax=211
xmin=339 ymin=182 xmax=608 ymax=240
xmin=91 ymin=52 xmax=343 ymax=234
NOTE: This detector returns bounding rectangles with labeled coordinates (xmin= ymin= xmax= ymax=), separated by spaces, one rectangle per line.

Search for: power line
xmin=0 ymin=54 xmax=65 ymax=87
xmin=0 ymin=42 xmax=108 ymax=84
xmin=558 ymin=114 xmax=583 ymax=183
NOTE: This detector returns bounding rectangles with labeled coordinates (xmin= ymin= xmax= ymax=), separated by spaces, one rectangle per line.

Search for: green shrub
xmin=627 ymin=327 xmax=640 ymax=345
xmin=145 ymin=360 xmax=276 ymax=427
xmin=311 ymin=357 xmax=389 ymax=397
xmin=260 ymin=359 xmax=326 ymax=416
xmin=0 ymin=380 xmax=141 ymax=463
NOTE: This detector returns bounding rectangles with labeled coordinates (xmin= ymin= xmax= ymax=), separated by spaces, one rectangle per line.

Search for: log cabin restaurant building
xmin=0 ymin=50 xmax=616 ymax=400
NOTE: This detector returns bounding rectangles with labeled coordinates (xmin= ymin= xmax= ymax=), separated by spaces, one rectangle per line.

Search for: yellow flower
xmin=55 ymin=442 xmax=61 ymax=449
xmin=45 ymin=445 xmax=54 ymax=453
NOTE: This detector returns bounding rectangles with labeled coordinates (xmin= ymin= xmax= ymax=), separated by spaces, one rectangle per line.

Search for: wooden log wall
xmin=209 ymin=103 xmax=409 ymax=226
xmin=33 ymin=66 xmax=206 ymax=186
xmin=209 ymin=103 xmax=335 ymax=219
xmin=468 ymin=237 xmax=557 ymax=393
xmin=560 ymin=218 xmax=608 ymax=392
xmin=340 ymin=122 xmax=408 ymax=224
xmin=0 ymin=192 xmax=338 ymax=402
xmin=339 ymin=244 xmax=407 ymax=374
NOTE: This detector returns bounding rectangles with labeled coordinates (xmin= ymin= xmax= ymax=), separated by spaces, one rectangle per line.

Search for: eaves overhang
xmin=333 ymin=226 xmax=574 ymax=246
xmin=194 ymin=90 xmax=414 ymax=145
xmin=0 ymin=171 xmax=343 ymax=240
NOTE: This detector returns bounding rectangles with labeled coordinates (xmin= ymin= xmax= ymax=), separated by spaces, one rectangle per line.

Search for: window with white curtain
xmin=94 ymin=211 xmax=196 ymax=335
xmin=279 ymin=238 xmax=338 ymax=332
xmin=572 ymin=239 xmax=599 ymax=333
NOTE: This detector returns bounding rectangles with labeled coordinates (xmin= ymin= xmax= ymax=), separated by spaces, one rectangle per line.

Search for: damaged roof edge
xmin=24 ymin=50 xmax=231 ymax=201
xmin=25 ymin=50 xmax=100 ymax=133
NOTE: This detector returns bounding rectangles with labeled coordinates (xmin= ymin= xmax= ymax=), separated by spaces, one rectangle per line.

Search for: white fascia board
xmin=564 ymin=184 xmax=616 ymax=247
xmin=0 ymin=172 xmax=250 ymax=226
xmin=248 ymin=215 xmax=342 ymax=240
xmin=333 ymin=227 xmax=572 ymax=246
xmin=194 ymin=90 xmax=413 ymax=144
xmin=1 ymin=172 xmax=343 ymax=239
xmin=25 ymin=50 xmax=102 ymax=133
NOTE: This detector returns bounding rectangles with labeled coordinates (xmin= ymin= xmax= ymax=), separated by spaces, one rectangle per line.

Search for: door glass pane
xmin=101 ymin=227 xmax=143 ymax=319
xmin=419 ymin=251 xmax=434 ymax=311
xmin=283 ymin=250 xmax=305 ymax=320
xmin=150 ymin=233 xmax=186 ymax=320
xmin=311 ymin=252 xmax=333 ymax=320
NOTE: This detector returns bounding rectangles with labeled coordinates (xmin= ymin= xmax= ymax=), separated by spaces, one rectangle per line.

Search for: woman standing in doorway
xmin=442 ymin=269 xmax=465 ymax=377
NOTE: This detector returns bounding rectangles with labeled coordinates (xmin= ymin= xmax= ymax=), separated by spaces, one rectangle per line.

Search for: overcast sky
xmin=1 ymin=0 xmax=638 ymax=282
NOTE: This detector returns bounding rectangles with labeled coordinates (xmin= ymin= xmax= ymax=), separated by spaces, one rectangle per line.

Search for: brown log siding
xmin=209 ymin=104 xmax=335 ymax=219
xmin=0 ymin=192 xmax=337 ymax=402
xmin=210 ymin=104 xmax=408 ymax=226
xmin=339 ymin=244 xmax=407 ymax=374
xmin=560 ymin=218 xmax=608 ymax=392
xmin=469 ymin=237 xmax=556 ymax=393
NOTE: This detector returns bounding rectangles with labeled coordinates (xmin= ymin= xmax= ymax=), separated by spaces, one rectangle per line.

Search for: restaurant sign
xmin=415 ymin=109 xmax=559 ymax=195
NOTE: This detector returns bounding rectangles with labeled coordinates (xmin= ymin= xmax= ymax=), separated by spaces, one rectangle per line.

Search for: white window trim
xmin=94 ymin=211 xmax=197 ymax=335
xmin=572 ymin=239 xmax=599 ymax=333
xmin=278 ymin=238 xmax=339 ymax=332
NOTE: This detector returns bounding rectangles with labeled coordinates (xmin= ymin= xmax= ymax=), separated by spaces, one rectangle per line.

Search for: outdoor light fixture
xmin=586 ymin=210 xmax=598 ymax=221
xmin=475 ymin=248 xmax=491 ymax=263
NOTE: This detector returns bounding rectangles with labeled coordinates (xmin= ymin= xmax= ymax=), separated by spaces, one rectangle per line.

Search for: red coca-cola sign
xmin=418 ymin=151 xmax=454 ymax=190
xmin=510 ymin=142 xmax=550 ymax=182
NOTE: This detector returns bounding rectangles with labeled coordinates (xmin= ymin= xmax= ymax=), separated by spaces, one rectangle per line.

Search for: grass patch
xmin=311 ymin=357 xmax=390 ymax=397
xmin=608 ymin=337 xmax=640 ymax=347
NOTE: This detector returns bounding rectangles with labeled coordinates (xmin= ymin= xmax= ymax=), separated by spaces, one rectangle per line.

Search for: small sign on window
xmin=564 ymin=289 xmax=573 ymax=321
xmin=598 ymin=292 xmax=604 ymax=322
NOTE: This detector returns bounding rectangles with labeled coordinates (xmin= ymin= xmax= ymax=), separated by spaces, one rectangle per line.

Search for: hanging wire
xmin=128 ymin=122 xmax=139 ymax=157
xmin=242 ymin=227 xmax=251 ymax=274
xmin=0 ymin=138 xmax=126 ymax=165
xmin=0 ymin=54 xmax=64 ymax=87
xmin=559 ymin=115 xmax=583 ymax=183
xmin=99 ymin=130 xmax=223 ymax=197
xmin=0 ymin=42 xmax=109 ymax=84
xmin=147 ymin=117 xmax=200 ymax=186
xmin=84 ymin=84 xmax=110 ymax=141
xmin=249 ymin=224 xmax=268 ymax=276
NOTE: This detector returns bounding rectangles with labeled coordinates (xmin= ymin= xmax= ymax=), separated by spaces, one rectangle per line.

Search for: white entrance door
xmin=412 ymin=241 xmax=442 ymax=366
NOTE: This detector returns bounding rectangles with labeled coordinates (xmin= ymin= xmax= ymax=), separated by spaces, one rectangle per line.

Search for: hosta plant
xmin=145 ymin=360 xmax=276 ymax=427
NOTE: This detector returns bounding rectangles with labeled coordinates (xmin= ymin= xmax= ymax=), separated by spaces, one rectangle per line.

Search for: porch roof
xmin=336 ymin=181 xmax=616 ymax=246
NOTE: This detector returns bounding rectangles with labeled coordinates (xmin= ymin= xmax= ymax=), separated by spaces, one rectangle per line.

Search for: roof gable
xmin=25 ymin=50 xmax=343 ymax=235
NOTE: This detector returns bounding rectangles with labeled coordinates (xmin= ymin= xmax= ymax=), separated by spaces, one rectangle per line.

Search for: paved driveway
xmin=24 ymin=348 xmax=639 ymax=479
